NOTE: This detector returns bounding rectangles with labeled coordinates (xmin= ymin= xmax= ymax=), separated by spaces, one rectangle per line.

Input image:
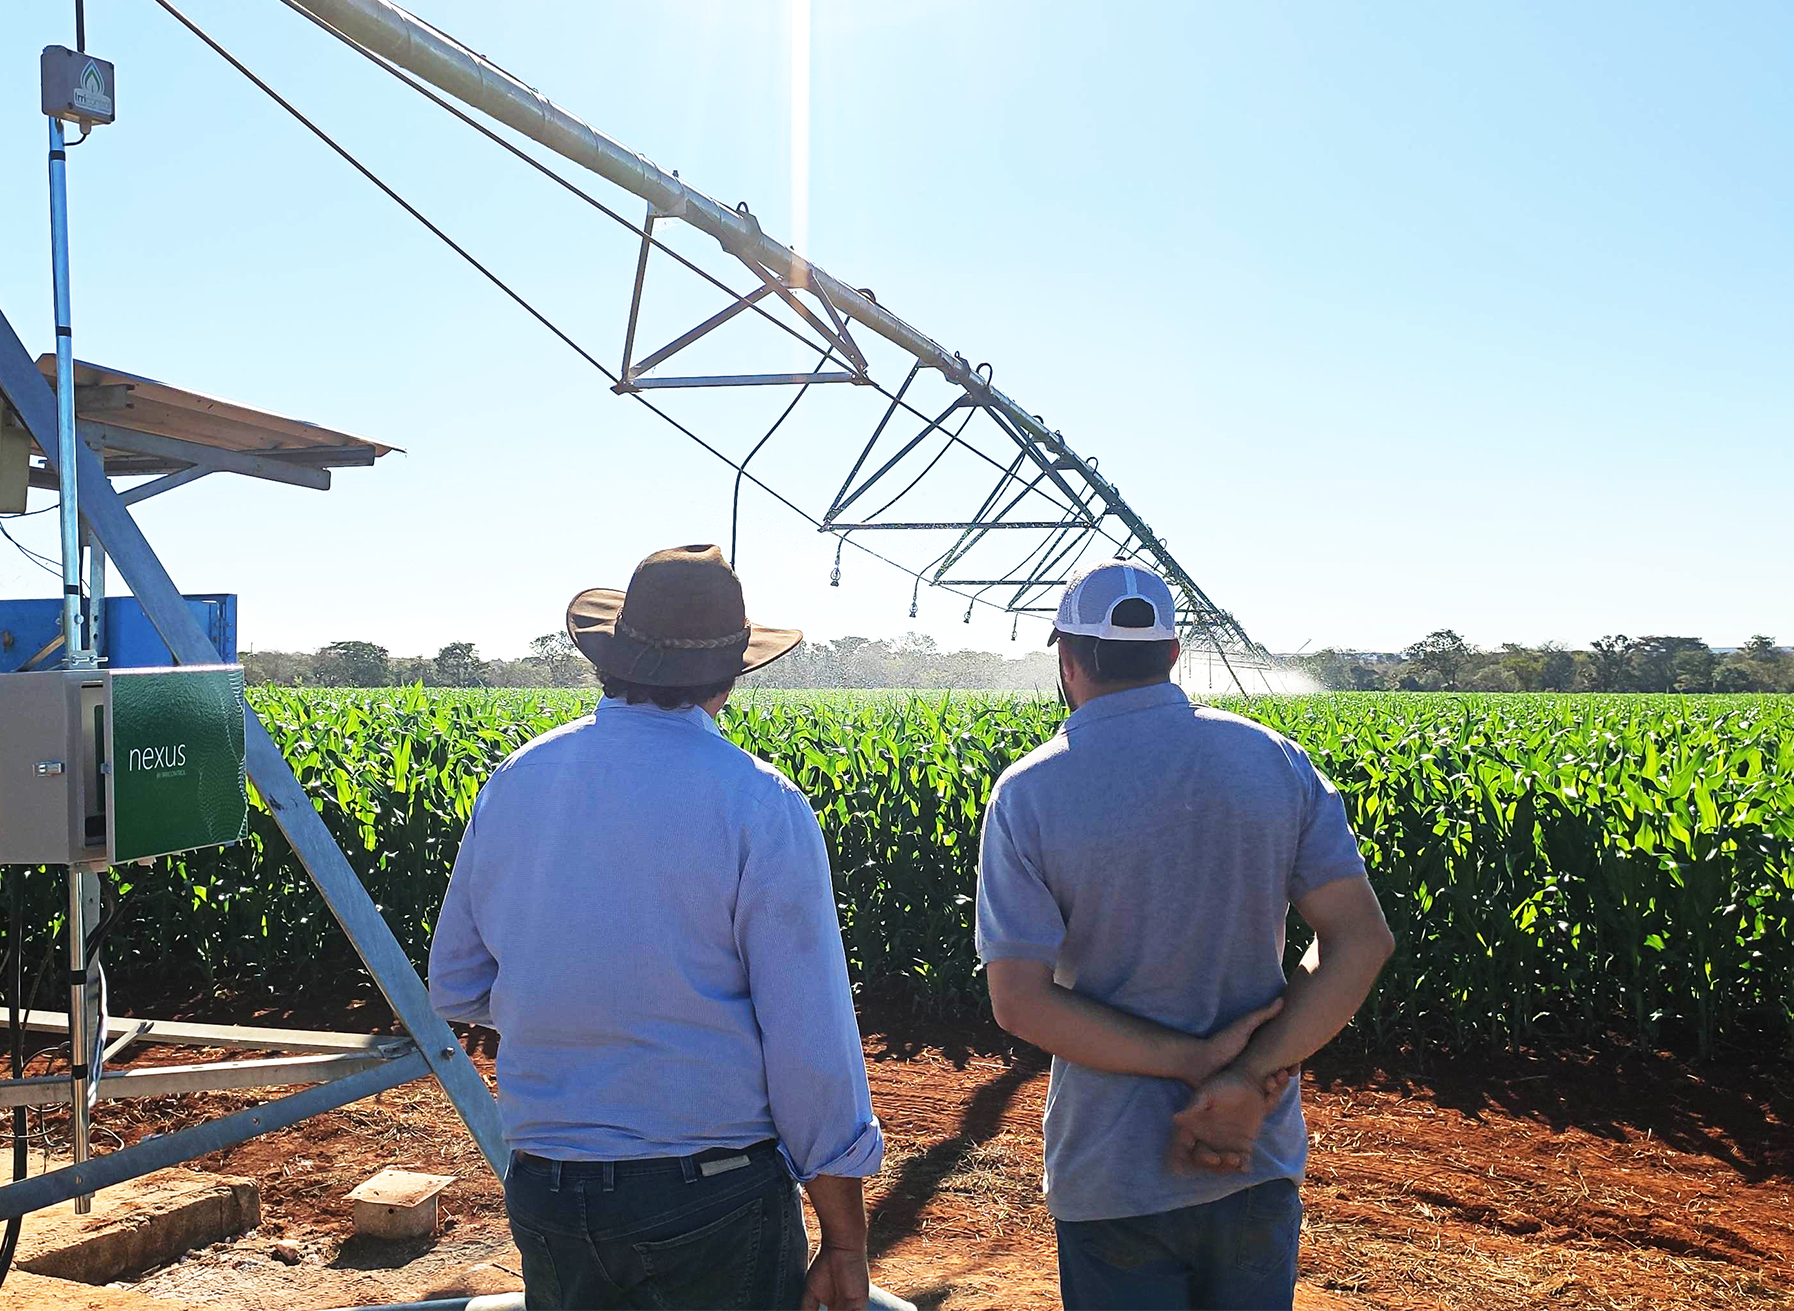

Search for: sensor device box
xmin=0 ymin=666 xmax=246 ymax=866
xmin=41 ymin=46 xmax=116 ymax=127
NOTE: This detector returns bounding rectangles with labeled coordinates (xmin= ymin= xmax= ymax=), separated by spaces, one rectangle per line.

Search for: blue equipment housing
xmin=0 ymin=594 xmax=236 ymax=671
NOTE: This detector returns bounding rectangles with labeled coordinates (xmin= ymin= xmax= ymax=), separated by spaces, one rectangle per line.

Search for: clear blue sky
xmin=2 ymin=1 xmax=1788 ymax=659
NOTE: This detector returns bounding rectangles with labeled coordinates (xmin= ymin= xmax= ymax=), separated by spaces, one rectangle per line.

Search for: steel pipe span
xmin=283 ymin=0 xmax=1270 ymax=662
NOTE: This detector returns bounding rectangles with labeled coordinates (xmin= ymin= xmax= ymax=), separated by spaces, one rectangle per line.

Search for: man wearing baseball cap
xmin=977 ymin=559 xmax=1394 ymax=1309
xmin=428 ymin=545 xmax=885 ymax=1310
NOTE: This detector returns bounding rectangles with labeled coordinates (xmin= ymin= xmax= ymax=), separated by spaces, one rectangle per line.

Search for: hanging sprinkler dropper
xmin=963 ymin=601 xmax=973 ymax=625
xmin=829 ymin=538 xmax=842 ymax=588
xmin=1011 ymin=615 xmax=1019 ymax=642
xmin=908 ymin=577 xmax=920 ymax=619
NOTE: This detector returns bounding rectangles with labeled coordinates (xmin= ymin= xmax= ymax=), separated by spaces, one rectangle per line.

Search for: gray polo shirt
xmin=976 ymin=682 xmax=1368 ymax=1223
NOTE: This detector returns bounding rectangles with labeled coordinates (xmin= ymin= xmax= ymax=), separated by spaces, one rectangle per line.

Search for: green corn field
xmin=1 ymin=688 xmax=1788 ymax=1058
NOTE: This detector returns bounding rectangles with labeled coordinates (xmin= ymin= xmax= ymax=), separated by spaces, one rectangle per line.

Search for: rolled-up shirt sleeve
xmin=733 ymin=784 xmax=884 ymax=1183
xmin=1286 ymin=743 xmax=1369 ymax=901
xmin=975 ymin=781 xmax=1066 ymax=965
xmin=428 ymin=795 xmax=498 ymax=1028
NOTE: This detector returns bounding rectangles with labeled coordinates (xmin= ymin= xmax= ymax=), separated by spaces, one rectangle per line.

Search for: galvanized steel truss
xmin=282 ymin=0 xmax=1279 ymax=687
xmin=607 ymin=232 xmax=1267 ymax=667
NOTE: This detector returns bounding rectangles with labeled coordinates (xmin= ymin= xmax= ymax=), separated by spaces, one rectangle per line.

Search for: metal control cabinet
xmin=0 ymin=670 xmax=106 ymax=866
xmin=0 ymin=665 xmax=246 ymax=866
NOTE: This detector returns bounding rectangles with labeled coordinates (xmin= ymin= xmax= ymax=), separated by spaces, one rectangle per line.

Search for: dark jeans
xmin=504 ymin=1141 xmax=805 ymax=1310
xmin=1055 ymin=1178 xmax=1303 ymax=1311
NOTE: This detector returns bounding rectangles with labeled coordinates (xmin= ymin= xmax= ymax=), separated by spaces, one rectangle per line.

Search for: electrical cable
xmin=82 ymin=882 xmax=123 ymax=964
xmin=79 ymin=883 xmax=120 ymax=1117
xmin=0 ymin=519 xmax=77 ymax=587
xmin=0 ymin=926 xmax=69 ymax=1211
xmin=0 ymin=869 xmax=102 ymax=1292
xmin=87 ymin=962 xmax=107 ymax=1118
xmin=730 ymin=353 xmax=831 ymax=569
xmin=147 ymin=0 xmax=1055 ymax=627
xmin=63 ymin=1 xmax=92 ymax=147
xmin=146 ymin=2 xmax=633 ymax=423
xmin=974 ymin=477 xmax=1104 ymax=595
xmin=0 ymin=874 xmax=27 ymax=1291
xmin=863 ymin=404 xmax=980 ymax=523
xmin=0 ymin=889 xmax=136 ymax=1209
xmin=0 ymin=521 xmax=62 ymax=569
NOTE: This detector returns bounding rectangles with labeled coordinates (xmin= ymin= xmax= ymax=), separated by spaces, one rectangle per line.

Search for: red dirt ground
xmin=5 ymin=988 xmax=1789 ymax=1310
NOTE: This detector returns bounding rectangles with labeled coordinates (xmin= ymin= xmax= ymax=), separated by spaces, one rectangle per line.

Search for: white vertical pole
xmin=47 ymin=116 xmax=91 ymax=669
xmin=65 ymin=868 xmax=100 ymax=1212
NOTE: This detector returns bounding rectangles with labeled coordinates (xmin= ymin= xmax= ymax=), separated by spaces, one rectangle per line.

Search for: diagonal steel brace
xmin=0 ymin=309 xmax=507 ymax=1178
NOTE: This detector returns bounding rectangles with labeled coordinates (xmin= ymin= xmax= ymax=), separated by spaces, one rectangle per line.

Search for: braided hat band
xmin=614 ymin=618 xmax=752 ymax=651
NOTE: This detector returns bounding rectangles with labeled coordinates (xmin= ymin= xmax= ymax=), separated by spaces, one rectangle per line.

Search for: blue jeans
xmin=1055 ymin=1178 xmax=1303 ymax=1311
xmin=505 ymin=1141 xmax=805 ymax=1309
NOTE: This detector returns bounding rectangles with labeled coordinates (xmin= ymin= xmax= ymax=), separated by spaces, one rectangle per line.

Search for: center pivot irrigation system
xmin=0 ymin=0 xmax=1282 ymax=1263
xmin=202 ymin=0 xmax=1279 ymax=690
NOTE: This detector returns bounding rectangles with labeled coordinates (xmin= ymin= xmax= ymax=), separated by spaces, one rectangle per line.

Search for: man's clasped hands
xmin=1167 ymin=999 xmax=1299 ymax=1175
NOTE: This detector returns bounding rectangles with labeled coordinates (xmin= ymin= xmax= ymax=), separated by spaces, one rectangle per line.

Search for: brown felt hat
xmin=566 ymin=544 xmax=802 ymax=686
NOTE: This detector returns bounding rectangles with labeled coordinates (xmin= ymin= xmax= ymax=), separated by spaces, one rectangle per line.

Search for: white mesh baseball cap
xmin=1046 ymin=560 xmax=1178 ymax=645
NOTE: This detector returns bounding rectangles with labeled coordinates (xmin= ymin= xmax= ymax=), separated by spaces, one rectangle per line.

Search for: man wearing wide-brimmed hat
xmin=428 ymin=545 xmax=883 ymax=1311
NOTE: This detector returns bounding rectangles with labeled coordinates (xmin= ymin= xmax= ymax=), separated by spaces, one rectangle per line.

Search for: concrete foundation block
xmin=14 ymin=1165 xmax=259 ymax=1286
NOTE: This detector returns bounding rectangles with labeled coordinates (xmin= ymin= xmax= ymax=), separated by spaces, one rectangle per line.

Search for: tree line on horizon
xmin=241 ymin=629 xmax=1792 ymax=695
xmin=242 ymin=631 xmax=1062 ymax=691
xmin=1298 ymin=631 xmax=1791 ymax=694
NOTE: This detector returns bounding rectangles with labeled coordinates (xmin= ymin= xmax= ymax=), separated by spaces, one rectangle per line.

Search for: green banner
xmin=109 ymin=667 xmax=247 ymax=863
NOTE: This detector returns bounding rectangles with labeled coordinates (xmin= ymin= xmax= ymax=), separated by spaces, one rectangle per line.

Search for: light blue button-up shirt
xmin=428 ymin=697 xmax=883 ymax=1183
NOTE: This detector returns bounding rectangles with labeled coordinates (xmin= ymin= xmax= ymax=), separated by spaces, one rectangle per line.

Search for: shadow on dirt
xmin=866 ymin=1051 xmax=1047 ymax=1261
xmin=1307 ymin=1041 xmax=1793 ymax=1182
xmin=858 ymin=993 xmax=1015 ymax=1069
xmin=326 ymin=1233 xmax=440 ymax=1272
xmin=140 ymin=981 xmax=1791 ymax=1189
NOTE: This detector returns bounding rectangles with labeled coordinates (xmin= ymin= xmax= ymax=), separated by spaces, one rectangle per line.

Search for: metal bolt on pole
xmin=87 ymin=528 xmax=106 ymax=660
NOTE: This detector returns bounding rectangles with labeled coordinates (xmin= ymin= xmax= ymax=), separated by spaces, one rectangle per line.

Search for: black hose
xmin=0 ymin=874 xmax=29 ymax=1289
xmin=84 ymin=883 xmax=121 ymax=961
xmin=0 ymin=876 xmax=84 ymax=1293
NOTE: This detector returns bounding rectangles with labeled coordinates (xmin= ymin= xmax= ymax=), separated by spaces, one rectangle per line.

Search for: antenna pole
xmin=47 ymin=116 xmax=91 ymax=671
